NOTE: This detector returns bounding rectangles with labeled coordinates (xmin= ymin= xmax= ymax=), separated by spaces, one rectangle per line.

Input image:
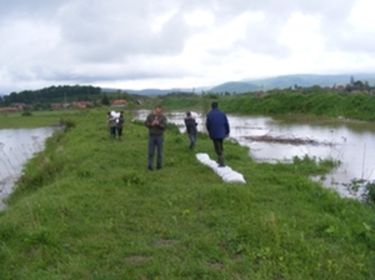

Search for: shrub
xmin=364 ymin=182 xmax=375 ymax=204
xmin=59 ymin=118 xmax=76 ymax=131
xmin=21 ymin=111 xmax=32 ymax=117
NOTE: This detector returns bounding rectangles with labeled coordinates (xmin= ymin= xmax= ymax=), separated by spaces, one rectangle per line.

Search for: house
xmin=51 ymin=103 xmax=65 ymax=110
xmin=72 ymin=101 xmax=93 ymax=109
xmin=0 ymin=107 xmax=20 ymax=113
xmin=11 ymin=103 xmax=29 ymax=110
xmin=111 ymin=99 xmax=128 ymax=107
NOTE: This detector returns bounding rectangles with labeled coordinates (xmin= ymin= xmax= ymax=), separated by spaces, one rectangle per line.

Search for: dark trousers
xmin=213 ymin=139 xmax=224 ymax=165
xmin=188 ymin=133 xmax=197 ymax=149
xmin=148 ymin=135 xmax=164 ymax=169
xmin=110 ymin=126 xmax=116 ymax=138
xmin=117 ymin=127 xmax=123 ymax=138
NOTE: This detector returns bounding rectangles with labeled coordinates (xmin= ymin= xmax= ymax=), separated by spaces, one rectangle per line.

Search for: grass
xmin=0 ymin=109 xmax=374 ymax=279
xmin=0 ymin=110 xmax=81 ymax=129
xmin=220 ymin=91 xmax=375 ymax=121
xmin=159 ymin=91 xmax=375 ymax=121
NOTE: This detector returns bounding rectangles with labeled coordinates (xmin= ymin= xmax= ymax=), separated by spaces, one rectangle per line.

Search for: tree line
xmin=0 ymin=85 xmax=101 ymax=106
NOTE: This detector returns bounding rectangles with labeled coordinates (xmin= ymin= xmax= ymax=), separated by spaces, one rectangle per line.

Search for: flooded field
xmin=135 ymin=110 xmax=375 ymax=200
xmin=0 ymin=127 xmax=55 ymax=210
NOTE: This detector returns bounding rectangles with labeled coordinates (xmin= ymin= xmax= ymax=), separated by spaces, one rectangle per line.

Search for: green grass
xmin=159 ymin=91 xmax=375 ymax=121
xmin=0 ymin=110 xmax=83 ymax=129
xmin=220 ymin=91 xmax=375 ymax=121
xmin=0 ymin=110 xmax=374 ymax=279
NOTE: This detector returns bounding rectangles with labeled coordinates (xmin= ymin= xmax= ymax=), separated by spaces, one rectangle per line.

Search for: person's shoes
xmin=148 ymin=166 xmax=153 ymax=171
xmin=218 ymin=163 xmax=226 ymax=167
xmin=156 ymin=165 xmax=162 ymax=170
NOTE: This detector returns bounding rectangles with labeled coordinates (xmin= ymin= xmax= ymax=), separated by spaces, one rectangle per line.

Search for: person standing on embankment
xmin=145 ymin=106 xmax=167 ymax=170
xmin=184 ymin=111 xmax=198 ymax=149
xmin=206 ymin=101 xmax=230 ymax=167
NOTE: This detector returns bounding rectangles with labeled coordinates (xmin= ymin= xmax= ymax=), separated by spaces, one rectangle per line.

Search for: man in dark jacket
xmin=206 ymin=101 xmax=230 ymax=167
xmin=145 ymin=106 xmax=167 ymax=170
xmin=184 ymin=111 xmax=198 ymax=149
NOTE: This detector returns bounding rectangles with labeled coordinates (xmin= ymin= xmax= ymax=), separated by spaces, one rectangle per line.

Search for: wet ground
xmin=0 ymin=127 xmax=55 ymax=210
xmin=135 ymin=110 xmax=375 ymax=200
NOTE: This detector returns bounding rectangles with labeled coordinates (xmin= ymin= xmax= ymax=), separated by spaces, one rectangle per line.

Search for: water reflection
xmin=134 ymin=110 xmax=375 ymax=200
xmin=0 ymin=127 xmax=55 ymax=210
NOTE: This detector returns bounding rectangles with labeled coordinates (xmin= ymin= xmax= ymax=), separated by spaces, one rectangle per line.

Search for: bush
xmin=364 ymin=182 xmax=375 ymax=204
xmin=21 ymin=111 xmax=32 ymax=117
xmin=59 ymin=118 xmax=76 ymax=131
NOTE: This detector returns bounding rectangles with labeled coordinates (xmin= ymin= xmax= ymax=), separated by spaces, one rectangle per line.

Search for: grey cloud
xmin=56 ymin=0 xmax=190 ymax=62
xmin=0 ymin=0 xmax=374 ymax=94
xmin=0 ymin=0 xmax=65 ymax=21
xmin=179 ymin=0 xmax=357 ymax=57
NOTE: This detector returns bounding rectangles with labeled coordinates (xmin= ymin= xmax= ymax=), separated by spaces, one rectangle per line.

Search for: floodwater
xmin=135 ymin=110 xmax=375 ymax=200
xmin=0 ymin=127 xmax=55 ymax=210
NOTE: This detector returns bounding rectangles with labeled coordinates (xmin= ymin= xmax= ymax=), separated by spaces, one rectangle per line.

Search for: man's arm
xmin=205 ymin=115 xmax=210 ymax=133
xmin=158 ymin=115 xmax=167 ymax=128
xmin=145 ymin=114 xmax=153 ymax=128
xmin=224 ymin=114 xmax=230 ymax=136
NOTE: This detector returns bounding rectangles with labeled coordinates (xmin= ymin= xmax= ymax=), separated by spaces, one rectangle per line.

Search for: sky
xmin=1 ymin=0 xmax=375 ymax=94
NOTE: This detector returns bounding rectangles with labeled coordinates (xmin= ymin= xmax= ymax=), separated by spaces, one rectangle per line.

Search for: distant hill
xmin=250 ymin=74 xmax=368 ymax=89
xmin=103 ymin=87 xmax=209 ymax=96
xmin=209 ymin=73 xmax=375 ymax=93
xmin=101 ymin=74 xmax=375 ymax=96
xmin=101 ymin=88 xmax=170 ymax=96
xmin=1 ymin=85 xmax=101 ymax=106
xmin=127 ymin=89 xmax=176 ymax=96
xmin=210 ymin=81 xmax=259 ymax=93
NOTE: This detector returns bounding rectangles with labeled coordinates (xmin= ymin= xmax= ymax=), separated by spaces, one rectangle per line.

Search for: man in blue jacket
xmin=206 ymin=101 xmax=230 ymax=167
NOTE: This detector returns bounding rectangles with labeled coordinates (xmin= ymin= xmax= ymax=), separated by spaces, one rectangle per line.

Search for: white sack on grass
xmin=196 ymin=153 xmax=246 ymax=184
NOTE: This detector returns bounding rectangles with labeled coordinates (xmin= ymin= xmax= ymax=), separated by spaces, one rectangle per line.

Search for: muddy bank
xmin=243 ymin=135 xmax=336 ymax=146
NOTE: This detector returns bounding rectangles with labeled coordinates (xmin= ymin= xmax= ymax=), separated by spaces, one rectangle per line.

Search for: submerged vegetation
xmin=0 ymin=110 xmax=374 ymax=279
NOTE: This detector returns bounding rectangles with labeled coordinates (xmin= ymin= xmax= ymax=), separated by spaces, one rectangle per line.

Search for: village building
xmin=72 ymin=101 xmax=93 ymax=109
xmin=0 ymin=107 xmax=20 ymax=113
xmin=50 ymin=103 xmax=65 ymax=110
xmin=111 ymin=99 xmax=128 ymax=108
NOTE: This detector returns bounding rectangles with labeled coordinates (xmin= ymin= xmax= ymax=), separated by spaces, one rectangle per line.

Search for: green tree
xmin=101 ymin=95 xmax=110 ymax=106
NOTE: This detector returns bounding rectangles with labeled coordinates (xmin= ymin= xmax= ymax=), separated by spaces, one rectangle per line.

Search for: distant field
xmin=0 ymin=110 xmax=90 ymax=129
xmin=159 ymin=90 xmax=375 ymax=121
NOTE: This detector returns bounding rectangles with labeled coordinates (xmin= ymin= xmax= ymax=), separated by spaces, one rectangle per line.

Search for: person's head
xmin=186 ymin=111 xmax=191 ymax=117
xmin=154 ymin=105 xmax=162 ymax=115
xmin=211 ymin=101 xmax=218 ymax=109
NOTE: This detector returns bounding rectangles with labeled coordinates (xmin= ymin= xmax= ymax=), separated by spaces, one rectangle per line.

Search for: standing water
xmin=0 ymin=127 xmax=55 ymax=210
xmin=135 ymin=110 xmax=375 ymax=200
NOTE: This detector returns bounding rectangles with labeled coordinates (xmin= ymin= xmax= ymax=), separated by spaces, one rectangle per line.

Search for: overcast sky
xmin=1 ymin=0 xmax=375 ymax=94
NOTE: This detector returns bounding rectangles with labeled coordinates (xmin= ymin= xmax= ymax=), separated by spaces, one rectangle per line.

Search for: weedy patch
xmin=124 ymin=255 xmax=151 ymax=265
xmin=121 ymin=171 xmax=145 ymax=186
xmin=364 ymin=182 xmax=375 ymax=203
xmin=153 ymin=239 xmax=178 ymax=248
xmin=59 ymin=118 xmax=76 ymax=131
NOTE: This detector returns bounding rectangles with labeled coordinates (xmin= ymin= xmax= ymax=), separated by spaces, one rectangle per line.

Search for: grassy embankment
xmin=0 ymin=110 xmax=374 ymax=279
xmin=222 ymin=91 xmax=375 ymax=121
xmin=160 ymin=91 xmax=375 ymax=121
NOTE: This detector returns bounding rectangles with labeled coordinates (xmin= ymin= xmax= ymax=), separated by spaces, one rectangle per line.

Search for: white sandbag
xmin=196 ymin=153 xmax=246 ymax=184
